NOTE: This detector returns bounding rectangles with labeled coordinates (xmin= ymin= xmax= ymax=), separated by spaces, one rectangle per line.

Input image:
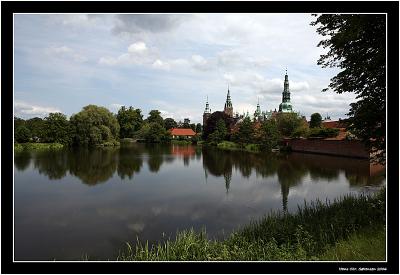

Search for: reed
xmin=118 ymin=188 xmax=385 ymax=261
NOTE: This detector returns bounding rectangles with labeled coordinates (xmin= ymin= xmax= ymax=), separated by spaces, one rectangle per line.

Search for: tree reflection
xmin=14 ymin=151 xmax=31 ymax=171
xmin=145 ymin=144 xmax=166 ymax=172
xmin=68 ymin=147 xmax=118 ymax=185
xmin=117 ymin=145 xmax=143 ymax=180
xmin=33 ymin=150 xmax=69 ymax=179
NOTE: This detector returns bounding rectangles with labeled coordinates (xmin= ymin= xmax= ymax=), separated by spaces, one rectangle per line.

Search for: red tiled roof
xmin=169 ymin=128 xmax=196 ymax=136
xmin=322 ymin=121 xmax=347 ymax=129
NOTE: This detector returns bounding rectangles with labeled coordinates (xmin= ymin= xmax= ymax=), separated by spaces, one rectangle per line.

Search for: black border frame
xmin=2 ymin=1 xmax=399 ymax=274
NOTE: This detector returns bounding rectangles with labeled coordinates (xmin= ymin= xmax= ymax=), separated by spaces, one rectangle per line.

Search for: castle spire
xmin=224 ymin=85 xmax=233 ymax=117
xmin=279 ymin=69 xmax=293 ymax=113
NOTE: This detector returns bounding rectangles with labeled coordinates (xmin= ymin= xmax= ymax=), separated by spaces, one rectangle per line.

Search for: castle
xmin=203 ymin=71 xmax=294 ymax=126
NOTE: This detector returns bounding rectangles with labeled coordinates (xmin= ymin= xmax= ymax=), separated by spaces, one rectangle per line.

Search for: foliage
xmin=208 ymin=119 xmax=227 ymax=144
xmin=311 ymin=14 xmax=385 ymax=164
xmin=308 ymin=127 xmax=340 ymax=138
xmin=164 ymin=118 xmax=177 ymax=130
xmin=118 ymin=189 xmax=385 ymax=261
xmin=320 ymin=226 xmax=385 ymax=261
xmin=234 ymin=117 xmax=254 ymax=146
xmin=276 ymin=113 xmax=304 ymax=137
xmin=190 ymin=123 xmax=196 ymax=132
xmin=202 ymin=111 xmax=233 ymax=140
xmin=26 ymin=117 xmax=46 ymax=141
xmin=14 ymin=142 xmax=64 ymax=151
xmin=117 ymin=106 xmax=143 ymax=138
xmin=195 ymin=123 xmax=202 ymax=133
xmin=70 ymin=105 xmax=120 ymax=146
xmin=14 ymin=116 xmax=26 ymax=131
xmin=257 ymin=119 xmax=281 ymax=150
xmin=142 ymin=122 xmax=171 ymax=143
xmin=15 ymin=126 xmax=31 ymax=143
xmin=291 ymin=119 xmax=310 ymax=138
xmin=43 ymin=112 xmax=73 ymax=145
xmin=309 ymin=113 xmax=322 ymax=128
xmin=147 ymin=110 xmax=164 ymax=126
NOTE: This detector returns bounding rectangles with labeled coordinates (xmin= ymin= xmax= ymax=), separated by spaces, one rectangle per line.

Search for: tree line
xmin=202 ymin=111 xmax=340 ymax=150
xmin=14 ymin=105 xmax=202 ymax=146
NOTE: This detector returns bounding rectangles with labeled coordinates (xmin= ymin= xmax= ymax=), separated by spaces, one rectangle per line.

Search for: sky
xmin=14 ymin=13 xmax=357 ymax=124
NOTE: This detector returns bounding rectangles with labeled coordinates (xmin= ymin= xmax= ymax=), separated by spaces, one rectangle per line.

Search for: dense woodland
xmin=15 ymin=102 xmax=340 ymax=151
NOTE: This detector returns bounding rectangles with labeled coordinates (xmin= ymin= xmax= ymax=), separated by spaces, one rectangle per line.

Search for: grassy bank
xmin=14 ymin=142 xmax=64 ymax=152
xmin=216 ymin=141 xmax=262 ymax=153
xmin=118 ymin=189 xmax=385 ymax=261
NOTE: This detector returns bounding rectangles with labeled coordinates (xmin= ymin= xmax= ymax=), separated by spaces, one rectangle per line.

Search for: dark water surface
xmin=14 ymin=143 xmax=385 ymax=260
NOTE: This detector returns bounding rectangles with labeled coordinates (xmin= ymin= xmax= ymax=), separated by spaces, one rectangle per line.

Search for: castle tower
xmin=254 ymin=98 xmax=262 ymax=120
xmin=203 ymin=96 xmax=211 ymax=126
xmin=223 ymin=86 xmax=233 ymax=117
xmin=278 ymin=69 xmax=293 ymax=113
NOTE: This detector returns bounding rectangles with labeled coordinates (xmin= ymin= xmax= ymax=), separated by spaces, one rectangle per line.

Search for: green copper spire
xmin=279 ymin=70 xmax=293 ymax=113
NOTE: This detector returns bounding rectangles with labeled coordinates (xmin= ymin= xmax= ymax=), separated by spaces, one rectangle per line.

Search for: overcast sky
xmin=14 ymin=13 xmax=356 ymax=123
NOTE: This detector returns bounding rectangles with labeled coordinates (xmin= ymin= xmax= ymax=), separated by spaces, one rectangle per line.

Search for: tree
xmin=183 ymin=118 xmax=190 ymax=128
xmin=311 ymin=14 xmax=385 ymax=163
xmin=43 ymin=112 xmax=73 ymax=144
xmin=164 ymin=118 xmax=177 ymax=130
xmin=276 ymin=113 xmax=303 ymax=137
xmin=190 ymin=123 xmax=196 ymax=132
xmin=195 ymin=123 xmax=202 ymax=133
xmin=202 ymin=111 xmax=233 ymax=140
xmin=14 ymin=116 xmax=26 ymax=131
xmin=258 ymin=119 xmax=281 ymax=150
xmin=15 ymin=126 xmax=31 ymax=143
xmin=143 ymin=122 xmax=170 ymax=143
xmin=117 ymin=106 xmax=143 ymax=138
xmin=208 ymin=118 xmax=227 ymax=143
xmin=235 ymin=117 xmax=254 ymax=145
xmin=26 ymin=117 xmax=46 ymax=141
xmin=310 ymin=113 xmax=322 ymax=128
xmin=70 ymin=105 xmax=120 ymax=146
xmin=147 ymin=110 xmax=164 ymax=126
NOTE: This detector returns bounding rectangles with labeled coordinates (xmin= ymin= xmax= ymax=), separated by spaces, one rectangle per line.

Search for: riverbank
xmin=118 ymin=188 xmax=385 ymax=261
xmin=14 ymin=142 xmax=64 ymax=152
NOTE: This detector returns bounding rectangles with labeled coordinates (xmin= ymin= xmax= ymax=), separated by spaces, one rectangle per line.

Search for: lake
xmin=14 ymin=143 xmax=385 ymax=260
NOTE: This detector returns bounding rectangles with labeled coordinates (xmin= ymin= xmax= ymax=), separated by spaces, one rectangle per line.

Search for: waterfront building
xmin=169 ymin=128 xmax=196 ymax=139
xmin=202 ymin=96 xmax=211 ymax=127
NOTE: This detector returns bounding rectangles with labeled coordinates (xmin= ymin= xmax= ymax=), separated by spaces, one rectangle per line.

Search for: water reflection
xmin=14 ymin=144 xmax=386 ymax=260
xmin=15 ymin=144 xmax=385 ymax=190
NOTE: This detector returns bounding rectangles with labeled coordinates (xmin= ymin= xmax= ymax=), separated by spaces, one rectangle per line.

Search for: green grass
xmin=14 ymin=142 xmax=64 ymax=151
xmin=320 ymin=226 xmax=386 ymax=261
xmin=118 ymin=189 xmax=385 ymax=261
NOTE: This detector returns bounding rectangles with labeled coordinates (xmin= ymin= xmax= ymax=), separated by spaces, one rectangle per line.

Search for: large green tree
xmin=147 ymin=110 xmax=164 ymax=126
xmin=195 ymin=123 xmax=202 ymax=133
xmin=26 ymin=117 xmax=46 ymax=141
xmin=311 ymin=14 xmax=386 ymax=163
xmin=164 ymin=118 xmax=177 ymax=130
xmin=70 ymin=105 xmax=120 ymax=146
xmin=208 ymin=118 xmax=227 ymax=143
xmin=276 ymin=113 xmax=304 ymax=137
xmin=257 ymin=119 xmax=281 ymax=150
xmin=15 ymin=126 xmax=31 ymax=143
xmin=235 ymin=117 xmax=254 ymax=145
xmin=43 ymin=112 xmax=73 ymax=144
xmin=309 ymin=113 xmax=322 ymax=128
xmin=117 ymin=106 xmax=143 ymax=138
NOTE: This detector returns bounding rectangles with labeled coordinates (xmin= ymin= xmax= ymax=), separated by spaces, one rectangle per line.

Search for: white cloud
xmin=109 ymin=103 xmax=124 ymax=113
xmin=128 ymin=41 xmax=147 ymax=53
xmin=152 ymin=59 xmax=170 ymax=71
xmin=14 ymin=100 xmax=61 ymax=117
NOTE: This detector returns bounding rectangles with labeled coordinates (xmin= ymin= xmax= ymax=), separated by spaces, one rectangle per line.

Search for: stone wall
xmin=284 ymin=138 xmax=370 ymax=159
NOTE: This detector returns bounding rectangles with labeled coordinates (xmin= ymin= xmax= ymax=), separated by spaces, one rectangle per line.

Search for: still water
xmin=14 ymin=143 xmax=385 ymax=260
